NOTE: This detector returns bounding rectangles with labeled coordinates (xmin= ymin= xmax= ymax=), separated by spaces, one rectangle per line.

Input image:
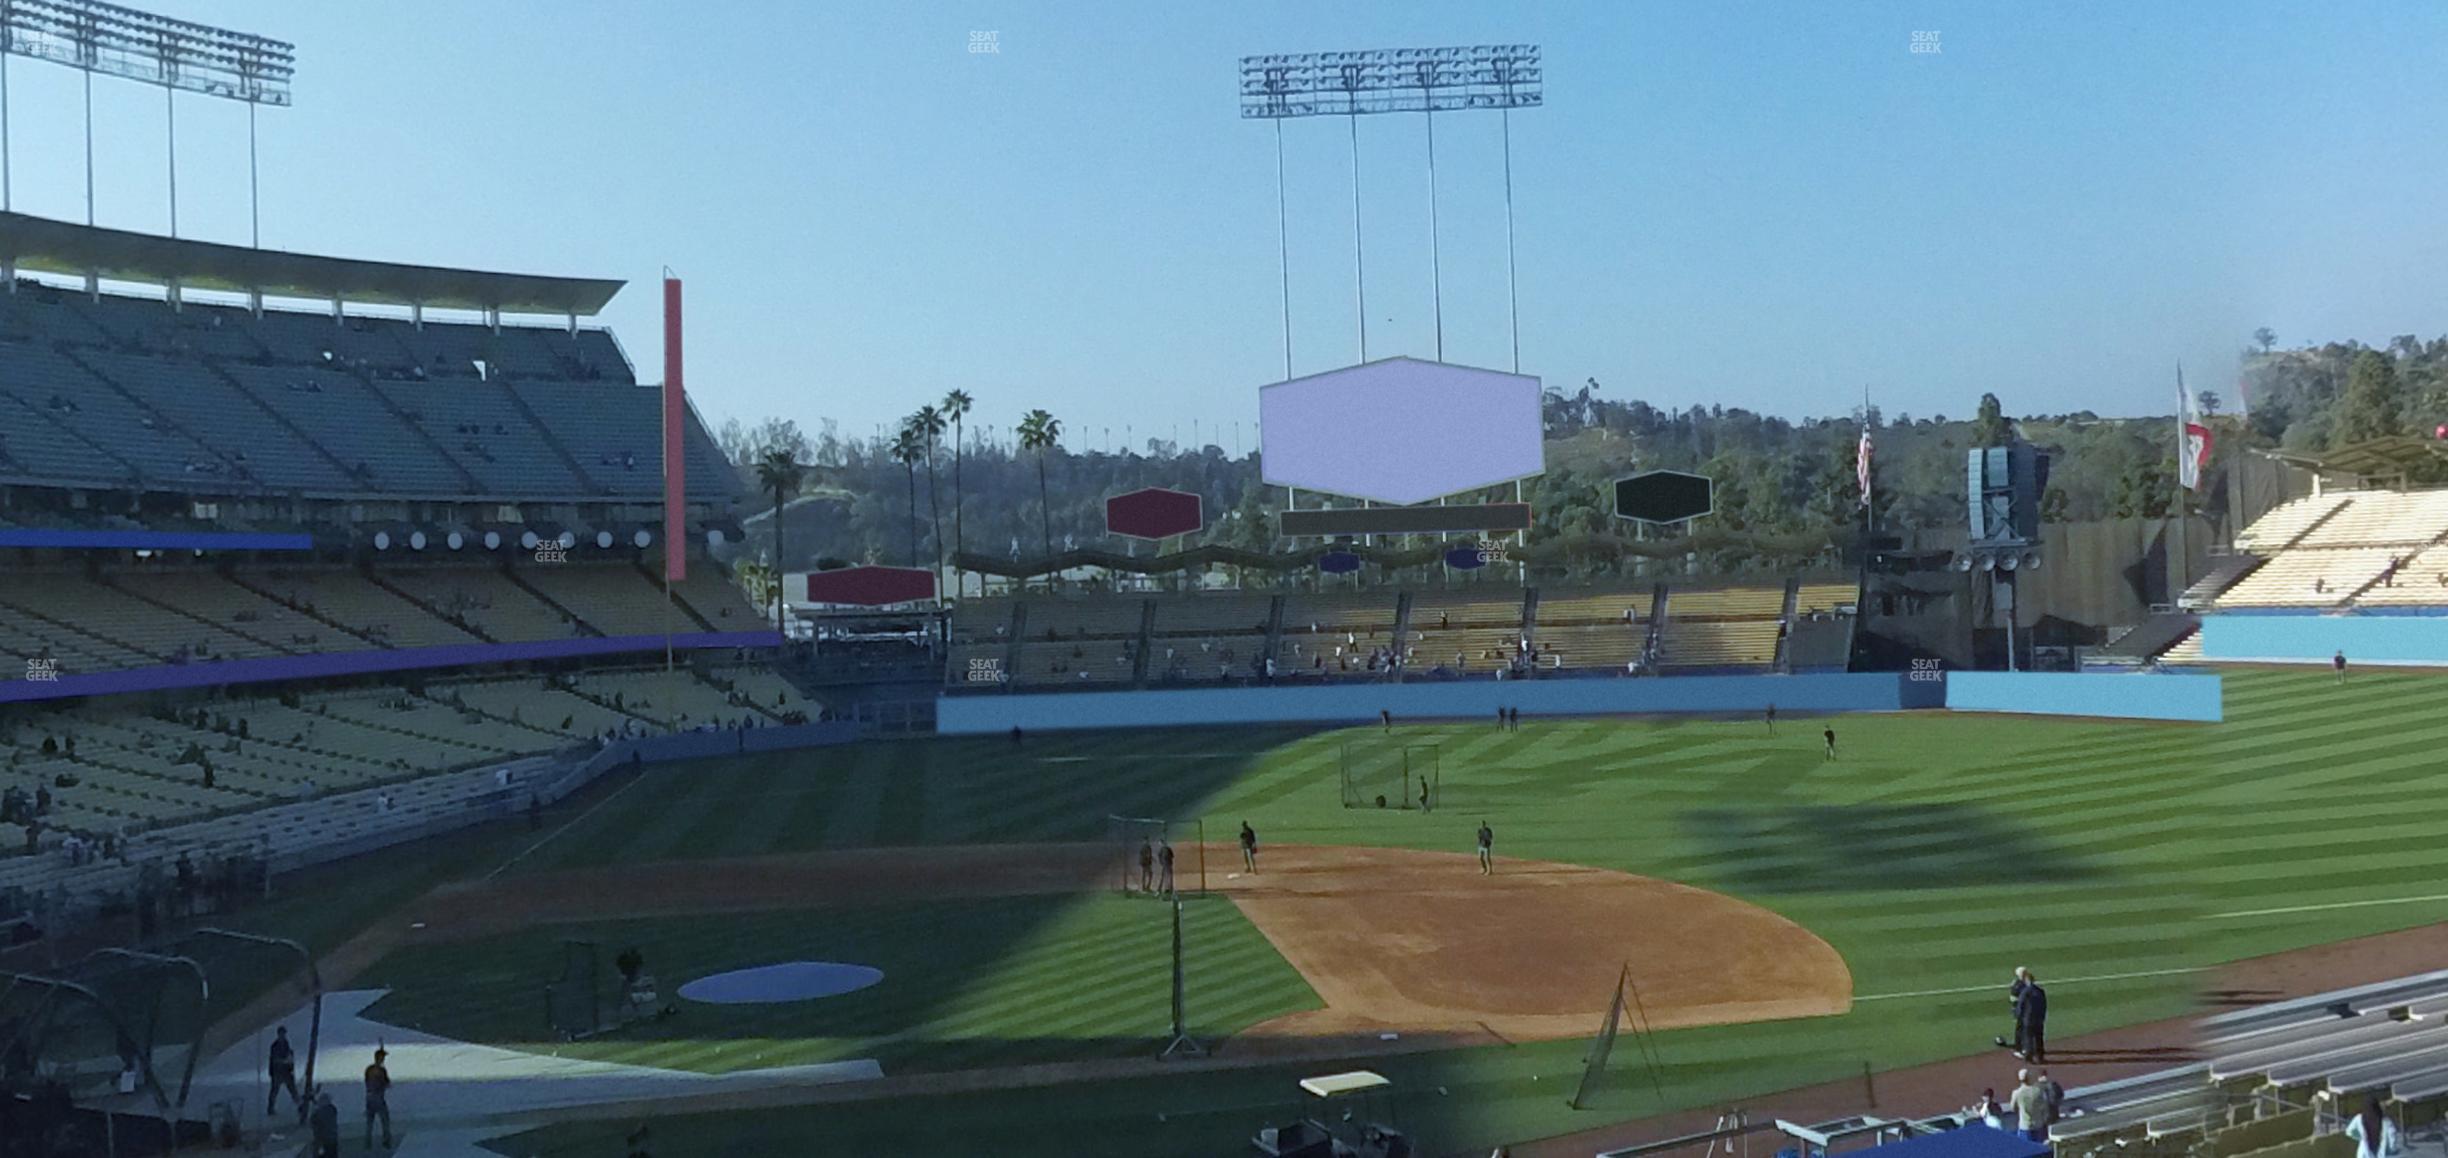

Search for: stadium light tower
xmin=1240 ymin=45 xmax=1541 ymax=373
xmin=1 ymin=0 xmax=293 ymax=245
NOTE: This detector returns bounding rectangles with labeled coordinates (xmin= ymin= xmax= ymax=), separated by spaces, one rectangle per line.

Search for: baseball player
xmin=1239 ymin=821 xmax=1258 ymax=873
xmin=1158 ymin=839 xmax=1176 ymax=896
xmin=266 ymin=1025 xmax=304 ymax=1120
xmin=1476 ymin=821 xmax=1494 ymax=875
xmin=1138 ymin=837 xmax=1154 ymax=893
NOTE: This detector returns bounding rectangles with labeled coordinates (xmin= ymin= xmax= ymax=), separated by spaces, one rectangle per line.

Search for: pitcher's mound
xmin=1208 ymin=844 xmax=1850 ymax=1046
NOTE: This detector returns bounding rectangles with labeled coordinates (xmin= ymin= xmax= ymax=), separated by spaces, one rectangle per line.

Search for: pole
xmin=83 ymin=69 xmax=94 ymax=226
xmin=1348 ymin=109 xmax=1367 ymax=363
xmin=2172 ymin=362 xmax=2189 ymax=603
xmin=1426 ymin=102 xmax=1443 ymax=363
xmin=164 ymin=87 xmax=177 ymax=237
xmin=1274 ymin=118 xmax=1293 ymax=381
xmin=249 ymin=103 xmax=260 ymax=248
xmin=1503 ymin=106 xmax=1519 ymax=373
xmin=2 ymin=48 xmax=11 ymax=213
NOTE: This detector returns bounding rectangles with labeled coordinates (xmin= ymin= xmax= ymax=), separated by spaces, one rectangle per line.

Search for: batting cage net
xmin=544 ymin=939 xmax=603 ymax=1041
xmin=1106 ymin=816 xmax=1206 ymax=898
xmin=1339 ymin=741 xmax=1441 ymax=810
xmin=0 ymin=926 xmax=320 ymax=1145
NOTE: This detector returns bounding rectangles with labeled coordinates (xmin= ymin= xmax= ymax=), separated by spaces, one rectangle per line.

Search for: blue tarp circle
xmin=677 ymin=962 xmax=885 ymax=1005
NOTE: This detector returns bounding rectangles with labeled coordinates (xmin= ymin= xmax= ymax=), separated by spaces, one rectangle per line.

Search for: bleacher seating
xmin=0 ymin=282 xmax=718 ymax=501
xmin=2206 ymin=489 xmax=2448 ymax=609
xmin=2236 ymin=494 xmax=2354 ymax=551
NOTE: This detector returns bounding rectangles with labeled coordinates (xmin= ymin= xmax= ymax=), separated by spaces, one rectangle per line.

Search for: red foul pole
xmin=662 ymin=276 xmax=687 ymax=583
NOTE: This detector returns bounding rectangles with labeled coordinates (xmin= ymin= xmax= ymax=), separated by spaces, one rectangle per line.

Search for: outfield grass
xmin=290 ymin=668 xmax=2448 ymax=1157
xmin=359 ymin=894 xmax=1318 ymax=1075
xmin=452 ymin=703 xmax=2217 ymax=1156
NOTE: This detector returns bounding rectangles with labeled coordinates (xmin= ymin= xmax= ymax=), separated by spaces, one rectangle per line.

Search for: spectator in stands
xmin=1966 ymin=1088 xmax=2004 ymax=1130
xmin=2346 ymin=1095 xmax=2401 ymax=1158
xmin=2010 ymin=1069 xmax=2048 ymax=1142
xmin=2037 ymin=1071 xmax=2064 ymax=1121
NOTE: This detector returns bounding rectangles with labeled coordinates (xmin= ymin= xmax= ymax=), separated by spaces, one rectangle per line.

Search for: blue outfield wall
xmin=936 ymin=670 xmax=2221 ymax=734
xmin=938 ymin=674 xmax=1912 ymax=734
xmin=2199 ymin=614 xmax=2448 ymax=667
xmin=1945 ymin=671 xmax=2223 ymax=722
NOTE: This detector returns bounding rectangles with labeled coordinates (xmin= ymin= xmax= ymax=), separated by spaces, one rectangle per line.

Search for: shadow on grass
xmin=1681 ymin=802 xmax=2102 ymax=893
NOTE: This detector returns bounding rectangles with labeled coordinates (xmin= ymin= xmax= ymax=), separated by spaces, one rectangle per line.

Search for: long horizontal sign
xmin=0 ymin=528 xmax=316 ymax=551
xmin=1280 ymin=503 xmax=1531 ymax=538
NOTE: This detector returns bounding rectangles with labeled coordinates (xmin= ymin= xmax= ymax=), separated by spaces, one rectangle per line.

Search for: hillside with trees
xmin=717 ymin=331 xmax=2448 ymax=583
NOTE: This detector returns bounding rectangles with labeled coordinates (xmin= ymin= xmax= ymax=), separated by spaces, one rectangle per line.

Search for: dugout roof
xmin=0 ymin=211 xmax=624 ymax=316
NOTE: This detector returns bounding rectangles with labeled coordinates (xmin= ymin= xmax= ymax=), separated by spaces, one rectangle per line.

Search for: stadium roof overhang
xmin=0 ymin=211 xmax=624 ymax=316
xmin=2258 ymin=436 xmax=2448 ymax=484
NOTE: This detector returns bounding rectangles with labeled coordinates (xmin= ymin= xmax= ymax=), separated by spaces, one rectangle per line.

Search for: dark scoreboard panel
xmin=1279 ymin=503 xmax=1532 ymax=538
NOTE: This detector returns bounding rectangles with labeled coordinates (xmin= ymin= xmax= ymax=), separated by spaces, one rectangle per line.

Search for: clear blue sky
xmin=8 ymin=2 xmax=2446 ymax=450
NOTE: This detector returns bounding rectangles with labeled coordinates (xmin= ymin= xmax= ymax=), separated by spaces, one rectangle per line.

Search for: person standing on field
xmin=1158 ymin=839 xmax=1176 ymax=896
xmin=363 ymin=1047 xmax=394 ymax=1150
xmin=1476 ymin=821 xmax=1494 ymax=875
xmin=1995 ymin=966 xmax=2032 ymax=1055
xmin=2334 ymin=650 xmax=2348 ymax=684
xmin=266 ymin=1025 xmax=303 ymax=1120
xmin=1138 ymin=837 xmax=1154 ymax=893
xmin=1239 ymin=822 xmax=1258 ymax=873
xmin=2015 ymin=977 xmax=2049 ymax=1063
xmin=1822 ymin=726 xmax=1838 ymax=761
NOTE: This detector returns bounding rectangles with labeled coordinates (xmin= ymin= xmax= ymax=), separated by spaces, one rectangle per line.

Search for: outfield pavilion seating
xmin=2293 ymin=490 xmax=2448 ymax=549
xmin=1659 ymin=619 xmax=1783 ymax=669
xmin=1406 ymin=587 xmax=1528 ymax=675
xmin=2351 ymin=545 xmax=2448 ymax=606
xmin=1148 ymin=592 xmax=1273 ymax=639
xmin=944 ymin=598 xmax=1015 ymax=688
xmin=1795 ymin=581 xmax=1857 ymax=617
xmin=1014 ymin=596 xmax=1147 ymax=687
xmin=2214 ymin=548 xmax=2404 ymax=608
xmin=2235 ymin=494 xmax=2356 ymax=552
xmin=2203 ymin=488 xmax=2448 ymax=609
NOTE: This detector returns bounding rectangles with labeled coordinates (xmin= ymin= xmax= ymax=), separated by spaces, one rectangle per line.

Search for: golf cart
xmin=1252 ymin=1070 xmax=1411 ymax=1158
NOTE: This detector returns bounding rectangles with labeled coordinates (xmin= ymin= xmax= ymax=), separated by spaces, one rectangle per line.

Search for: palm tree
xmin=913 ymin=404 xmax=948 ymax=584
xmin=890 ymin=423 xmax=924 ymax=569
xmin=752 ymin=448 xmax=805 ymax=636
xmin=1016 ymin=409 xmax=1062 ymax=573
xmin=942 ymin=388 xmax=973 ymax=574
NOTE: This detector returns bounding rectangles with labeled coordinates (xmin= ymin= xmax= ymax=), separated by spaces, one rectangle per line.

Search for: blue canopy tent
xmin=1856 ymin=1127 xmax=2049 ymax=1158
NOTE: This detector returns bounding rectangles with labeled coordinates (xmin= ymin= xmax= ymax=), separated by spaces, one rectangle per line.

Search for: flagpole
xmin=2172 ymin=363 xmax=2189 ymax=604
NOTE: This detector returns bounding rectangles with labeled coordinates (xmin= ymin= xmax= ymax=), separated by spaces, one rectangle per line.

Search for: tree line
xmin=713 ymin=329 xmax=2448 ymax=584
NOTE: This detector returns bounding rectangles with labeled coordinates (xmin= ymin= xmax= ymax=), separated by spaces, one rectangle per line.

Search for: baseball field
xmin=238 ymin=668 xmax=2448 ymax=1156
